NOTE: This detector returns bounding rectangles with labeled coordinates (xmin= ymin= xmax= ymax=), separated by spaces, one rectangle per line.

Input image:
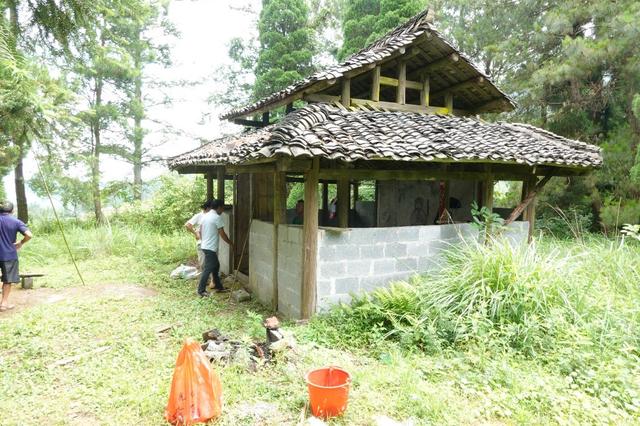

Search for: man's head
xmin=211 ymin=199 xmax=224 ymax=214
xmin=295 ymin=200 xmax=304 ymax=215
xmin=201 ymin=200 xmax=212 ymax=212
xmin=0 ymin=201 xmax=14 ymax=214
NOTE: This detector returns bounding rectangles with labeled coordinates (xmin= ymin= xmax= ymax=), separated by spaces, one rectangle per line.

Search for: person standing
xmin=0 ymin=201 xmax=32 ymax=312
xmin=185 ymin=200 xmax=211 ymax=270
xmin=197 ymin=199 xmax=233 ymax=297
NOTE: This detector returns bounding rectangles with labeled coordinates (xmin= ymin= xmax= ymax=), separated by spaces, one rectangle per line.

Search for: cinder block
xmin=405 ymin=242 xmax=429 ymax=257
xmin=316 ymin=279 xmax=334 ymax=297
xmin=373 ymin=258 xmax=396 ymax=274
xmin=322 ymin=231 xmax=350 ymax=246
xmin=360 ymin=244 xmax=383 ymax=260
xmin=396 ymin=226 xmax=420 ymax=241
xmin=395 ymin=257 xmax=418 ymax=273
xmin=344 ymin=259 xmax=372 ymax=276
xmin=418 ymin=254 xmax=446 ymax=272
xmin=334 ymin=277 xmax=360 ymax=294
xmin=419 ymin=225 xmax=441 ymax=240
xmin=316 ymin=294 xmax=352 ymax=312
xmin=319 ymin=261 xmax=346 ymax=278
xmin=384 ymin=242 xmax=407 ymax=258
xmin=359 ymin=275 xmax=385 ymax=292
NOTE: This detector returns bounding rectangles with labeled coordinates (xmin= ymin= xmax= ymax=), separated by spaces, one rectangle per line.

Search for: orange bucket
xmin=305 ymin=366 xmax=351 ymax=419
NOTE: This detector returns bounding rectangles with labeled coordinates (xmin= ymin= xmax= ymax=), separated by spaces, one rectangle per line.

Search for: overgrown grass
xmin=303 ymin=235 xmax=640 ymax=422
xmin=3 ymin=224 xmax=640 ymax=424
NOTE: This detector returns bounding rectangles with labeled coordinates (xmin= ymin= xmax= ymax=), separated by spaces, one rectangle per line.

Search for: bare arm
xmin=218 ymin=228 xmax=233 ymax=247
xmin=185 ymin=222 xmax=199 ymax=239
xmin=15 ymin=230 xmax=32 ymax=250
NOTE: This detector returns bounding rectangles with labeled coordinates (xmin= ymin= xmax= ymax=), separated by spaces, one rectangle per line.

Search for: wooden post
xmin=272 ymin=171 xmax=286 ymax=310
xmin=397 ymin=61 xmax=407 ymax=104
xmin=337 ymin=177 xmax=349 ymax=228
xmin=341 ymin=78 xmax=351 ymax=108
xmin=262 ymin=112 xmax=270 ymax=126
xmin=482 ymin=178 xmax=494 ymax=211
xmin=285 ymin=103 xmax=294 ymax=114
xmin=321 ymin=182 xmax=329 ymax=223
xmin=420 ymin=75 xmax=430 ymax=107
xmin=301 ymin=159 xmax=319 ymax=319
xmin=445 ymin=92 xmax=454 ymax=114
xmin=206 ymin=172 xmax=214 ymax=200
xmin=352 ymin=181 xmax=359 ymax=209
xmin=371 ymin=66 xmax=381 ymax=102
xmin=216 ymin=167 xmax=225 ymax=202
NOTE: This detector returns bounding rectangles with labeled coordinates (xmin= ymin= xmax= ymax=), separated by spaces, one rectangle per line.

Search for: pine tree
xmin=253 ymin=0 xmax=315 ymax=100
xmin=338 ymin=0 xmax=426 ymax=61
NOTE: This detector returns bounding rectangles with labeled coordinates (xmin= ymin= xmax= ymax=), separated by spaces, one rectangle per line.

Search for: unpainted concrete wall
xmin=219 ymin=212 xmax=232 ymax=275
xmin=248 ymin=220 xmax=274 ymax=305
xmin=277 ymin=225 xmax=304 ymax=319
xmin=315 ymin=221 xmax=529 ymax=311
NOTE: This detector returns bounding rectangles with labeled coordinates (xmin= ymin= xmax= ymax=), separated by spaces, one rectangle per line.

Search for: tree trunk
xmin=132 ymin=74 xmax=143 ymax=201
xmin=14 ymin=149 xmax=28 ymax=223
xmin=8 ymin=1 xmax=27 ymax=223
xmin=92 ymin=78 xmax=105 ymax=224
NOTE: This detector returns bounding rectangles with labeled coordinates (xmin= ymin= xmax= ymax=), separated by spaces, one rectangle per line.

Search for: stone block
xmin=359 ymin=275 xmax=386 ymax=292
xmin=316 ymin=279 xmax=334 ymax=297
xmin=405 ymin=242 xmax=429 ymax=257
xmin=316 ymin=294 xmax=352 ymax=312
xmin=384 ymin=242 xmax=407 ymax=258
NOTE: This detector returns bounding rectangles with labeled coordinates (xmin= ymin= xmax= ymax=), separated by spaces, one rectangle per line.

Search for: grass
xmin=1 ymin=224 xmax=639 ymax=424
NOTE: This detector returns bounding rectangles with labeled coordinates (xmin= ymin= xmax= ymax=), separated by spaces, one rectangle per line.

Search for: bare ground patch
xmin=0 ymin=283 xmax=157 ymax=319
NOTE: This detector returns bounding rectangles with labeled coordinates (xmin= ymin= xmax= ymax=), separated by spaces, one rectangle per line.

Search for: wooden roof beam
xmin=473 ymin=98 xmax=513 ymax=113
xmin=431 ymin=76 xmax=485 ymax=99
xmin=421 ymin=53 xmax=460 ymax=74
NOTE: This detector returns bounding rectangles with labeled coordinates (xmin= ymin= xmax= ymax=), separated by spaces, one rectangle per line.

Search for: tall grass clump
xmin=309 ymin=236 xmax=640 ymax=357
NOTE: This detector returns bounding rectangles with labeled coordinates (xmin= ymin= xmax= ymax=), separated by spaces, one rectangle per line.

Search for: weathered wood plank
xmin=379 ymin=76 xmax=422 ymax=90
xmin=301 ymin=159 xmax=320 ymax=319
xmin=206 ymin=172 xmax=214 ymax=200
xmin=505 ymin=175 xmax=551 ymax=226
xmin=341 ymin=78 xmax=351 ymax=107
xmin=422 ymin=53 xmax=459 ymax=74
xmin=420 ymin=76 xmax=430 ymax=107
xmin=337 ymin=177 xmax=349 ymax=228
xmin=396 ymin=61 xmax=407 ymax=105
xmin=272 ymin=171 xmax=286 ymax=310
xmin=445 ymin=92 xmax=454 ymax=114
xmin=216 ymin=167 xmax=225 ymax=202
xmin=431 ymin=76 xmax=485 ymax=99
xmin=371 ymin=65 xmax=381 ymax=102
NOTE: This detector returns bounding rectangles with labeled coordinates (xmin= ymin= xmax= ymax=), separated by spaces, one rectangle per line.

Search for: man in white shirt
xmin=185 ymin=201 xmax=211 ymax=270
xmin=197 ymin=199 xmax=233 ymax=296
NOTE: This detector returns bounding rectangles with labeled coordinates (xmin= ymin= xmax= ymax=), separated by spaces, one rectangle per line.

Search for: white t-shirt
xmin=187 ymin=212 xmax=205 ymax=246
xmin=200 ymin=211 xmax=225 ymax=252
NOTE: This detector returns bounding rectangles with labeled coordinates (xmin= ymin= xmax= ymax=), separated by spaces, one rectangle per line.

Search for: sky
xmin=3 ymin=0 xmax=261 ymax=208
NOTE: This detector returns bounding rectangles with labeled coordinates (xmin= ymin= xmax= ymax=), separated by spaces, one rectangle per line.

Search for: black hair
xmin=296 ymin=199 xmax=304 ymax=204
xmin=0 ymin=201 xmax=14 ymax=213
xmin=211 ymin=199 xmax=224 ymax=210
xmin=200 ymin=200 xmax=210 ymax=210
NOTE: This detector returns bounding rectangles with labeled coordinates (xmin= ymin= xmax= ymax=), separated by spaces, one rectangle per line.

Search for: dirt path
xmin=0 ymin=284 xmax=157 ymax=319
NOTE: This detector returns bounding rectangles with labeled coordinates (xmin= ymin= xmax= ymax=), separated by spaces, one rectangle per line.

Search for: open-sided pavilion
xmin=169 ymin=10 xmax=602 ymax=319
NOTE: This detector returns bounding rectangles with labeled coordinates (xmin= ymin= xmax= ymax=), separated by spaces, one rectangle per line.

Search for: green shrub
xmin=600 ymin=198 xmax=640 ymax=233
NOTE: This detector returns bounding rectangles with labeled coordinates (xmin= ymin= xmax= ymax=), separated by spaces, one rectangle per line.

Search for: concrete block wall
xmin=219 ymin=212 xmax=232 ymax=275
xmin=277 ymin=225 xmax=304 ymax=319
xmin=248 ymin=220 xmax=275 ymax=306
xmin=315 ymin=222 xmax=529 ymax=311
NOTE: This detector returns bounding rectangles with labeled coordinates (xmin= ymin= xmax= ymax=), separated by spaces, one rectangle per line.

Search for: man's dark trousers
xmin=198 ymin=249 xmax=223 ymax=294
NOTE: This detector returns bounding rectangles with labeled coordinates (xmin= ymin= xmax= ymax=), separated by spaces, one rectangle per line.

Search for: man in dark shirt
xmin=0 ymin=201 xmax=32 ymax=311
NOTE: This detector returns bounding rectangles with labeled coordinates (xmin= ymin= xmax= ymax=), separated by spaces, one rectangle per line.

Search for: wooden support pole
xmin=445 ymin=92 xmax=454 ymax=114
xmin=397 ymin=61 xmax=407 ymax=105
xmin=285 ymin=103 xmax=294 ymax=114
xmin=206 ymin=172 xmax=214 ymax=200
xmin=482 ymin=178 xmax=494 ymax=211
xmin=341 ymin=78 xmax=351 ymax=108
xmin=301 ymin=159 xmax=319 ymax=319
xmin=505 ymin=175 xmax=551 ymax=227
xmin=216 ymin=167 xmax=225 ymax=202
xmin=262 ymin=112 xmax=270 ymax=125
xmin=322 ymin=182 xmax=329 ymax=222
xmin=337 ymin=177 xmax=349 ymax=228
xmin=371 ymin=66 xmax=381 ymax=102
xmin=272 ymin=171 xmax=286 ymax=310
xmin=420 ymin=75 xmax=430 ymax=107
xmin=352 ymin=181 xmax=359 ymax=209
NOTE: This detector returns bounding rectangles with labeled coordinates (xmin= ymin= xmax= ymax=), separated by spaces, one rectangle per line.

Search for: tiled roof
xmin=170 ymin=104 xmax=602 ymax=170
xmin=221 ymin=9 xmax=515 ymax=120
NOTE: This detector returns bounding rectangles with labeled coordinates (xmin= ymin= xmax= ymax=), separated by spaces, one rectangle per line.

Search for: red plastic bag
xmin=165 ymin=338 xmax=223 ymax=425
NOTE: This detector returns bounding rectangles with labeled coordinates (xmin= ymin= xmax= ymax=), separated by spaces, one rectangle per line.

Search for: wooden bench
xmin=20 ymin=274 xmax=44 ymax=289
